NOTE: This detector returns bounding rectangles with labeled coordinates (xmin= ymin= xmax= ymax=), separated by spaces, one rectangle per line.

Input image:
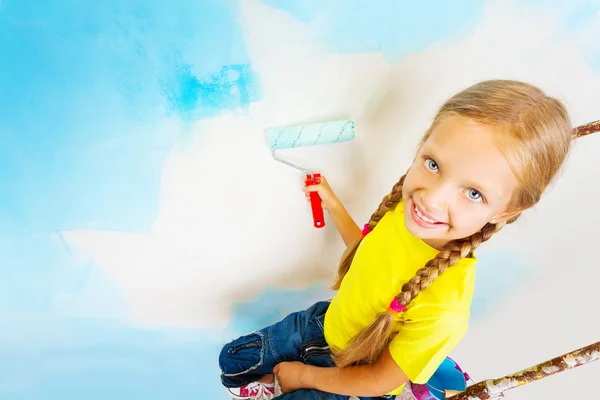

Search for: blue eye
xmin=466 ymin=189 xmax=482 ymax=202
xmin=425 ymin=159 xmax=438 ymax=172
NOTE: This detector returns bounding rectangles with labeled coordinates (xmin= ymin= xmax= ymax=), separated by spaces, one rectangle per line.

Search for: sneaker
xmin=227 ymin=381 xmax=276 ymax=399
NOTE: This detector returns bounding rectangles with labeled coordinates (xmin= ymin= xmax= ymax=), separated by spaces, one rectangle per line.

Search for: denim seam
xmin=266 ymin=326 xmax=283 ymax=364
xmin=315 ymin=314 xmax=326 ymax=333
xmin=221 ymin=330 xmax=265 ymax=377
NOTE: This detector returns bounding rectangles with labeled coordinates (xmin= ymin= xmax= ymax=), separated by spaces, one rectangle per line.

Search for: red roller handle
xmin=305 ymin=173 xmax=325 ymax=228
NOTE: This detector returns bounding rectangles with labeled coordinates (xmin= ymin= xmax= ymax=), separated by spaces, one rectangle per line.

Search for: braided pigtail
xmin=396 ymin=222 xmax=506 ymax=307
xmin=331 ymin=175 xmax=406 ymax=290
xmin=332 ymin=219 xmax=515 ymax=367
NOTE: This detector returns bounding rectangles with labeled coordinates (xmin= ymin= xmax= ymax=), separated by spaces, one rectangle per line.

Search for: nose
xmin=421 ymin=180 xmax=452 ymax=213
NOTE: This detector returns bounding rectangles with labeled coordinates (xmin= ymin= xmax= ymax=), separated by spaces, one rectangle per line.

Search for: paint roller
xmin=265 ymin=119 xmax=356 ymax=228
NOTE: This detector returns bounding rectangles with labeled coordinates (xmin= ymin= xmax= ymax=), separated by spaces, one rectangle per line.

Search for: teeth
xmin=416 ymin=205 xmax=438 ymax=224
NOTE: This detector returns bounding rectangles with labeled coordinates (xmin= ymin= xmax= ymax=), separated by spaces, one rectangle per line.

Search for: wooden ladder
xmin=446 ymin=340 xmax=600 ymax=399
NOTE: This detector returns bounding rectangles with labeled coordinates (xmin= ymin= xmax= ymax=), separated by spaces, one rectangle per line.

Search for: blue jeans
xmin=218 ymin=301 xmax=395 ymax=400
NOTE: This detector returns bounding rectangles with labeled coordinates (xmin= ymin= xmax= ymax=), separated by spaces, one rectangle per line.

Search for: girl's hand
xmin=273 ymin=361 xmax=310 ymax=393
xmin=303 ymin=175 xmax=341 ymax=211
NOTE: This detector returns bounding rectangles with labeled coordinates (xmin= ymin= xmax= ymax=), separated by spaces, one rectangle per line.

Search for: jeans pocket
xmin=220 ymin=330 xmax=265 ymax=377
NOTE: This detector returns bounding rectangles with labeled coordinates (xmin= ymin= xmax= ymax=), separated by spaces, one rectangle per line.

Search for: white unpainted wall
xmin=63 ymin=0 xmax=600 ymax=398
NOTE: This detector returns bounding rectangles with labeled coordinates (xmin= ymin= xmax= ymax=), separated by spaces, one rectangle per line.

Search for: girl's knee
xmin=219 ymin=331 xmax=265 ymax=376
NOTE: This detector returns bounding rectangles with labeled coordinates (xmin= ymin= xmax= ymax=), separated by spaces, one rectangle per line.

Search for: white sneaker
xmin=227 ymin=381 xmax=276 ymax=399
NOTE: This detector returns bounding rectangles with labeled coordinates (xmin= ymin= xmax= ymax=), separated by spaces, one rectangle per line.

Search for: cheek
xmin=403 ymin=166 xmax=425 ymax=192
xmin=450 ymin=204 xmax=496 ymax=231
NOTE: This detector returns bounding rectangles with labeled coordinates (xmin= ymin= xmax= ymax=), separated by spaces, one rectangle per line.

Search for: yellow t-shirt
xmin=323 ymin=200 xmax=476 ymax=396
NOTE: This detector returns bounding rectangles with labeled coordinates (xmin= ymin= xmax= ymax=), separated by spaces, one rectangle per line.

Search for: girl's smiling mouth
xmin=411 ymin=199 xmax=449 ymax=228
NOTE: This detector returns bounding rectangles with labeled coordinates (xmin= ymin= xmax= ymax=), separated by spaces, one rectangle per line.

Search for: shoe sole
xmin=227 ymin=388 xmax=275 ymax=399
xmin=227 ymin=387 xmax=250 ymax=399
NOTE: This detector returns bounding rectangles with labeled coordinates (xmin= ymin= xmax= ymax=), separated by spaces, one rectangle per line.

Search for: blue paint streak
xmin=263 ymin=0 xmax=600 ymax=72
xmin=0 ymin=317 xmax=226 ymax=399
xmin=561 ymin=1 xmax=600 ymax=73
xmin=0 ymin=234 xmax=127 ymax=321
xmin=227 ymin=283 xmax=334 ymax=334
xmin=470 ymin=250 xmax=534 ymax=319
xmin=165 ymin=64 xmax=260 ymax=119
xmin=262 ymin=0 xmax=486 ymax=62
xmin=526 ymin=0 xmax=600 ymax=72
xmin=0 ymin=0 xmax=260 ymax=235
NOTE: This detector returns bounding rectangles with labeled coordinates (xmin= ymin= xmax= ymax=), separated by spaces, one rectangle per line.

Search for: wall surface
xmin=1 ymin=0 xmax=599 ymax=399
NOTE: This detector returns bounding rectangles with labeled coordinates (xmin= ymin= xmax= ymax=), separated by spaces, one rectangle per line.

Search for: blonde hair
xmin=331 ymin=80 xmax=573 ymax=367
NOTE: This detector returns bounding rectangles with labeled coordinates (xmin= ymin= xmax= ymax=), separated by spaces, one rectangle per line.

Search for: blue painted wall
xmin=1 ymin=1 xmax=259 ymax=398
xmin=0 ymin=0 xmax=258 ymax=235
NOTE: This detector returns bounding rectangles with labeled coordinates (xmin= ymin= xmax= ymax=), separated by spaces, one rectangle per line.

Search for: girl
xmin=218 ymin=80 xmax=573 ymax=399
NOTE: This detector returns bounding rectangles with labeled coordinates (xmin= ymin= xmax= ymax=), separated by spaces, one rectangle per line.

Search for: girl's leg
xmin=409 ymin=357 xmax=469 ymax=399
xmin=218 ymin=301 xmax=331 ymax=388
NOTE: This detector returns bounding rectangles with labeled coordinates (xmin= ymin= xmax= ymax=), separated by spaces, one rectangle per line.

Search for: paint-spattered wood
xmin=447 ymin=341 xmax=600 ymax=399
xmin=573 ymin=120 xmax=600 ymax=138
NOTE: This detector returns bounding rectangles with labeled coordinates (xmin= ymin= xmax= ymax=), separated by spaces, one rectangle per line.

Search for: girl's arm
xmin=303 ymin=176 xmax=362 ymax=246
xmin=305 ymin=348 xmax=408 ymax=397
xmin=326 ymin=199 xmax=362 ymax=246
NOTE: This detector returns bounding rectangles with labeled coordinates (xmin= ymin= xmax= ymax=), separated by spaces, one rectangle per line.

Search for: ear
xmin=489 ymin=209 xmax=522 ymax=224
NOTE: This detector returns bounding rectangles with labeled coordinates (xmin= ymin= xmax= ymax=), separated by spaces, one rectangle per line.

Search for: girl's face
xmin=402 ymin=116 xmax=521 ymax=250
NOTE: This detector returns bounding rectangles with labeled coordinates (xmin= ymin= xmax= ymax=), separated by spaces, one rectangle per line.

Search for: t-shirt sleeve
xmin=388 ymin=312 xmax=469 ymax=384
